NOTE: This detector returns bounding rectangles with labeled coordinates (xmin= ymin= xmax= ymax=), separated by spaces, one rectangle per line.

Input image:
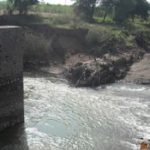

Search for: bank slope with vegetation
xmin=0 ymin=0 xmax=150 ymax=87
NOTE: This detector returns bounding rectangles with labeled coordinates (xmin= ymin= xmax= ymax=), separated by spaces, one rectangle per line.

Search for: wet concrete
xmin=0 ymin=26 xmax=24 ymax=131
xmin=0 ymin=124 xmax=28 ymax=150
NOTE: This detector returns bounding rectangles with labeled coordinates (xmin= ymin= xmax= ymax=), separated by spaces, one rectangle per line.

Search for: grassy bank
xmin=5 ymin=14 xmax=149 ymax=67
xmin=0 ymin=1 xmax=6 ymax=10
xmin=30 ymin=3 xmax=73 ymax=15
xmin=0 ymin=3 xmax=150 ymax=68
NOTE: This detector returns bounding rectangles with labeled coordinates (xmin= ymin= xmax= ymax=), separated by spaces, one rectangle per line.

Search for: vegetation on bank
xmin=1 ymin=0 xmax=150 ymax=22
xmin=0 ymin=0 xmax=149 ymax=85
xmin=23 ymin=30 xmax=50 ymax=67
xmin=74 ymin=0 xmax=150 ymax=23
xmin=0 ymin=0 xmax=150 ymax=24
xmin=30 ymin=3 xmax=73 ymax=15
xmin=0 ymin=1 xmax=7 ymax=11
xmin=0 ymin=0 xmax=150 ymax=68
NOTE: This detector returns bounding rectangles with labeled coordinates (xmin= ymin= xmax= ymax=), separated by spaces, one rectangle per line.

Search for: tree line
xmin=6 ymin=0 xmax=38 ymax=14
xmin=4 ymin=0 xmax=150 ymax=23
xmin=74 ymin=0 xmax=150 ymax=23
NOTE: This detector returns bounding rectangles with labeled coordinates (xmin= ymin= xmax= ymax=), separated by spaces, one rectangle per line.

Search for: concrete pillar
xmin=0 ymin=26 xmax=24 ymax=131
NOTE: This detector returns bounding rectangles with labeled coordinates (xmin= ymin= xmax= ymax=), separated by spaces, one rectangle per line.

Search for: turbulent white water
xmin=24 ymin=74 xmax=150 ymax=150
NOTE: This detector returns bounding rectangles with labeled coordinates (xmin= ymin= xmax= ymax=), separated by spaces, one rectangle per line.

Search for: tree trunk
xmin=131 ymin=15 xmax=135 ymax=22
xmin=103 ymin=12 xmax=107 ymax=22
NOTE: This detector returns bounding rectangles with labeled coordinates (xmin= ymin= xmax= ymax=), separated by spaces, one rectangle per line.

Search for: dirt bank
xmin=64 ymin=50 xmax=145 ymax=87
xmin=23 ymin=25 xmax=88 ymax=68
xmin=38 ymin=49 xmax=147 ymax=87
xmin=125 ymin=54 xmax=150 ymax=85
xmin=23 ymin=25 xmax=150 ymax=87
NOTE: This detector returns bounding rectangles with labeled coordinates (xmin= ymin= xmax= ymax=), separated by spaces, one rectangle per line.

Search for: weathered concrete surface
xmin=0 ymin=26 xmax=24 ymax=131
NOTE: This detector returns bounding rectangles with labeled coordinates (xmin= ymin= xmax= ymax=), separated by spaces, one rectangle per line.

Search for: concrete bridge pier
xmin=0 ymin=26 xmax=24 ymax=131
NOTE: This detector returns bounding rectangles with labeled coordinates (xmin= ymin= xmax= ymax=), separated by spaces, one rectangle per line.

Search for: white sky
xmin=41 ymin=0 xmax=150 ymax=5
xmin=40 ymin=0 xmax=74 ymax=5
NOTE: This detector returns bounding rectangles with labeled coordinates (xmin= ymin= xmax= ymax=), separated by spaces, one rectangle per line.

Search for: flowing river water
xmin=0 ymin=73 xmax=150 ymax=150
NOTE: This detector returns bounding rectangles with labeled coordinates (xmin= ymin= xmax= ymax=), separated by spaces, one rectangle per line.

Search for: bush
xmin=86 ymin=26 xmax=136 ymax=55
xmin=23 ymin=30 xmax=50 ymax=67
xmin=135 ymin=29 xmax=150 ymax=51
xmin=30 ymin=4 xmax=73 ymax=15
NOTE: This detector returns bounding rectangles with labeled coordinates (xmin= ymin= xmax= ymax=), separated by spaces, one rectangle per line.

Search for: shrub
xmin=23 ymin=30 xmax=50 ymax=67
xmin=86 ymin=26 xmax=136 ymax=55
xmin=135 ymin=29 xmax=150 ymax=51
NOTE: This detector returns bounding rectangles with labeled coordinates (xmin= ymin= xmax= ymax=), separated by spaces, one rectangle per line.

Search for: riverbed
xmin=0 ymin=73 xmax=150 ymax=150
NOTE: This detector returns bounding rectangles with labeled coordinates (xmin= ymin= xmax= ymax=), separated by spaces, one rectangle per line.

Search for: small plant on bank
xmin=23 ymin=30 xmax=50 ymax=67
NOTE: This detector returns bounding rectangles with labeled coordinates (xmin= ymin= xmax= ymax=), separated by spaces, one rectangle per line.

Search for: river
xmin=0 ymin=73 xmax=150 ymax=150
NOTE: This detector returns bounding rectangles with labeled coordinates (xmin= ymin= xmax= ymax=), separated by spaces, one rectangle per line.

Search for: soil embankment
xmin=23 ymin=25 xmax=88 ymax=67
xmin=65 ymin=50 xmax=145 ymax=87
xmin=23 ymin=25 xmax=150 ymax=87
xmin=125 ymin=54 xmax=150 ymax=85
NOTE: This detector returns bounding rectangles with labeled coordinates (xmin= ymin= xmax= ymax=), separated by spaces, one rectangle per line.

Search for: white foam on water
xmin=24 ymin=76 xmax=150 ymax=150
xmin=106 ymin=84 xmax=148 ymax=92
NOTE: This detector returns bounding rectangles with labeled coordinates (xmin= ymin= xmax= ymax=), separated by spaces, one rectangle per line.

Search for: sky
xmin=40 ymin=0 xmax=74 ymax=5
xmin=41 ymin=0 xmax=150 ymax=5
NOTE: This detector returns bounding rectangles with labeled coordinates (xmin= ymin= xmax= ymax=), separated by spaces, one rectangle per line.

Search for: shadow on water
xmin=0 ymin=124 xmax=29 ymax=150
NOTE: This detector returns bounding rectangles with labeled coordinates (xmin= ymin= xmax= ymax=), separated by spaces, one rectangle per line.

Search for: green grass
xmin=0 ymin=2 xmax=149 ymax=56
xmin=40 ymin=13 xmax=76 ymax=28
xmin=23 ymin=30 xmax=50 ymax=66
xmin=0 ymin=1 xmax=7 ymax=12
xmin=30 ymin=3 xmax=74 ymax=15
xmin=85 ymin=24 xmax=136 ymax=55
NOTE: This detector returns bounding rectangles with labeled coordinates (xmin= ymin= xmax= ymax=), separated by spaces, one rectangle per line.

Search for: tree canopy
xmin=114 ymin=0 xmax=136 ymax=22
xmin=7 ymin=0 xmax=38 ymax=14
xmin=131 ymin=0 xmax=150 ymax=20
xmin=74 ymin=0 xmax=97 ymax=21
xmin=74 ymin=0 xmax=150 ymax=23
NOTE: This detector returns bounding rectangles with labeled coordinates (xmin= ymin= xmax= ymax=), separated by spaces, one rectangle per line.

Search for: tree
xmin=100 ymin=0 xmax=150 ymax=23
xmin=100 ymin=0 xmax=116 ymax=22
xmin=7 ymin=0 xmax=38 ymax=14
xmin=74 ymin=0 xmax=97 ymax=22
xmin=131 ymin=0 xmax=150 ymax=21
xmin=73 ymin=0 xmax=150 ymax=23
xmin=113 ymin=0 xmax=136 ymax=23
xmin=7 ymin=0 xmax=15 ymax=14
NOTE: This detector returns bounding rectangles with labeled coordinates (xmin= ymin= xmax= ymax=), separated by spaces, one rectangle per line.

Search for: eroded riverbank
xmin=125 ymin=53 xmax=150 ymax=85
xmin=22 ymin=25 xmax=150 ymax=87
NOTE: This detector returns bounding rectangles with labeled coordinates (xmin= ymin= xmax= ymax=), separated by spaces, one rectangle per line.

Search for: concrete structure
xmin=0 ymin=26 xmax=24 ymax=131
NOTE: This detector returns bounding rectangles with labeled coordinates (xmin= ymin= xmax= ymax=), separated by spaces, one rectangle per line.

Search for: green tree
xmin=100 ymin=0 xmax=150 ymax=23
xmin=100 ymin=0 xmax=116 ymax=22
xmin=7 ymin=0 xmax=38 ymax=14
xmin=113 ymin=0 xmax=136 ymax=23
xmin=7 ymin=0 xmax=15 ymax=14
xmin=131 ymin=0 xmax=150 ymax=21
xmin=74 ymin=0 xmax=97 ymax=22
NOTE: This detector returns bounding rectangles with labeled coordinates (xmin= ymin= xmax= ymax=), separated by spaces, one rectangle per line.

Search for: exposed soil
xmin=23 ymin=25 xmax=150 ymax=87
xmin=125 ymin=54 xmax=150 ymax=85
